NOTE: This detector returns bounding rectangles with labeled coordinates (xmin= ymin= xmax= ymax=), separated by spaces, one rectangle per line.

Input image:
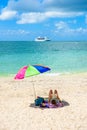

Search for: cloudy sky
xmin=0 ymin=0 xmax=87 ymax=41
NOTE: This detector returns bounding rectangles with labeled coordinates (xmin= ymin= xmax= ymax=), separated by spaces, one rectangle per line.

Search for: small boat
xmin=35 ymin=36 xmax=50 ymax=42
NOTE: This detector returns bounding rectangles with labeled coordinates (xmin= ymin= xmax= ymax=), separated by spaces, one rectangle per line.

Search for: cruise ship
xmin=35 ymin=36 xmax=50 ymax=42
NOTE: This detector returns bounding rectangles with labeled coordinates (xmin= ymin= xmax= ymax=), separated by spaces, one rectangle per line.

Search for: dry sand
xmin=0 ymin=73 xmax=87 ymax=130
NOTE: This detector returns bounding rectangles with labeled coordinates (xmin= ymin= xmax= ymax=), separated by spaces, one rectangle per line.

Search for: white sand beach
xmin=0 ymin=73 xmax=87 ymax=130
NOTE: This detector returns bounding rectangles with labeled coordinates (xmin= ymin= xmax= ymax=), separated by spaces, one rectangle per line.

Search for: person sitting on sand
xmin=48 ymin=89 xmax=62 ymax=104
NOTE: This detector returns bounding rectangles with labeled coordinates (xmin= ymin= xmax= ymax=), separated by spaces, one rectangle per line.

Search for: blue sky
xmin=0 ymin=0 xmax=87 ymax=41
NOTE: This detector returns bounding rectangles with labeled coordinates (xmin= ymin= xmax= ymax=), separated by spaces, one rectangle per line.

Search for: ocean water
xmin=0 ymin=41 xmax=87 ymax=75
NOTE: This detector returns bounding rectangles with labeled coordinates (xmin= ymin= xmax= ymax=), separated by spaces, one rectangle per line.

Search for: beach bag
xmin=35 ymin=97 xmax=44 ymax=106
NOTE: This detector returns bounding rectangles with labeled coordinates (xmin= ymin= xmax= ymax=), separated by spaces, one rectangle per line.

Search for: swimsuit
xmin=50 ymin=93 xmax=59 ymax=103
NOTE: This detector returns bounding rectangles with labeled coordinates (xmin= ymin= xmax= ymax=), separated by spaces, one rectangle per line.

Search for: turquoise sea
xmin=0 ymin=41 xmax=87 ymax=75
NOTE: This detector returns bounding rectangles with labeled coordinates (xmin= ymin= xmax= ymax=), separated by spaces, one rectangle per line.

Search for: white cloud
xmin=0 ymin=29 xmax=30 ymax=35
xmin=75 ymin=28 xmax=87 ymax=33
xmin=43 ymin=0 xmax=87 ymax=12
xmin=0 ymin=9 xmax=17 ymax=20
xmin=4 ymin=0 xmax=42 ymax=12
xmin=45 ymin=11 xmax=83 ymax=17
xmin=55 ymin=21 xmax=87 ymax=35
xmin=0 ymin=0 xmax=86 ymax=24
xmin=55 ymin=21 xmax=68 ymax=30
xmin=68 ymin=20 xmax=77 ymax=24
xmin=3 ymin=0 xmax=87 ymax=13
xmin=17 ymin=12 xmax=46 ymax=24
xmin=17 ymin=11 xmax=83 ymax=24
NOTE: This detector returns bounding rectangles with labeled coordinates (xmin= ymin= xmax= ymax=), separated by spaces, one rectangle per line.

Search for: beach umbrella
xmin=14 ymin=64 xmax=51 ymax=98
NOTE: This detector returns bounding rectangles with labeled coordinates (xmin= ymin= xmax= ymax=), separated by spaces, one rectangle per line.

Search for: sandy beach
xmin=0 ymin=73 xmax=87 ymax=130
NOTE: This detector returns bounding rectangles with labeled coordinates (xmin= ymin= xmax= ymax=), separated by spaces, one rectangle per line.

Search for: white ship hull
xmin=35 ymin=37 xmax=50 ymax=42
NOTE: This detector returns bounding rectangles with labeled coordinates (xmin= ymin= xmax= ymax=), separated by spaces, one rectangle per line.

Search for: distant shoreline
xmin=0 ymin=71 xmax=87 ymax=78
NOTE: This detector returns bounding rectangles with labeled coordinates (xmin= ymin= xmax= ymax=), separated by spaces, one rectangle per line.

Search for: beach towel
xmin=40 ymin=102 xmax=64 ymax=108
xmin=30 ymin=99 xmax=69 ymax=109
xmin=34 ymin=97 xmax=65 ymax=108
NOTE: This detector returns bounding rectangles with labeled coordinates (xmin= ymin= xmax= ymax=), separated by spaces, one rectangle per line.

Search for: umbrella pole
xmin=32 ymin=77 xmax=36 ymax=99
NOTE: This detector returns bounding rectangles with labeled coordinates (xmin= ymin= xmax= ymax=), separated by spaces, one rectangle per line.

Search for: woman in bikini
xmin=39 ymin=89 xmax=63 ymax=108
xmin=48 ymin=89 xmax=62 ymax=104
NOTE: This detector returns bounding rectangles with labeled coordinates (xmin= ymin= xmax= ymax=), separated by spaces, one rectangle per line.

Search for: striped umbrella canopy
xmin=14 ymin=64 xmax=51 ymax=79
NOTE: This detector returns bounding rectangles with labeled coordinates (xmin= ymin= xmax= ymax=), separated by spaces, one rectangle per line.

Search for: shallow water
xmin=0 ymin=41 xmax=87 ymax=75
